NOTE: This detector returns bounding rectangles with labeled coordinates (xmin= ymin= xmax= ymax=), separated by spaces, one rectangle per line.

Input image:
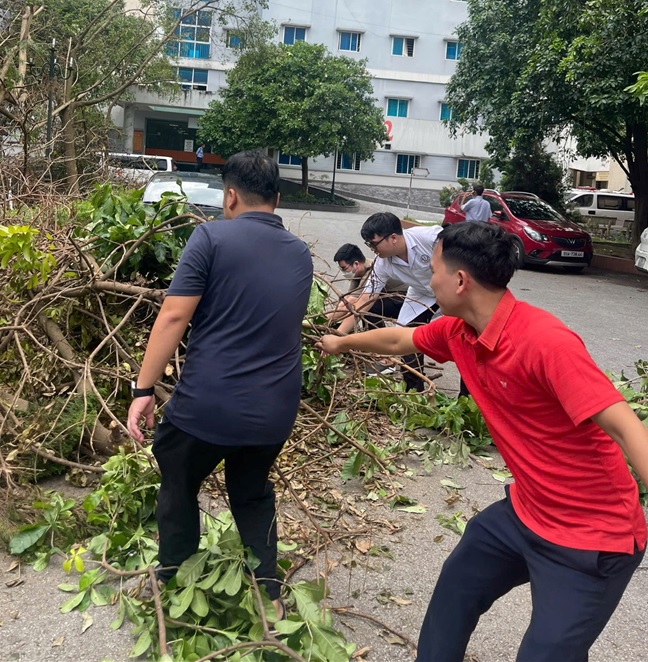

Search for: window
xmin=278 ymin=152 xmax=302 ymax=166
xmin=146 ymin=118 xmax=197 ymax=152
xmin=396 ymin=154 xmax=420 ymax=174
xmin=166 ymin=9 xmax=212 ymax=59
xmin=283 ymin=26 xmax=306 ymax=45
xmin=439 ymin=103 xmax=453 ymax=121
xmin=337 ymin=152 xmax=361 ymax=171
xmin=338 ymin=31 xmax=361 ymax=52
xmin=597 ymin=195 xmax=622 ymax=210
xmin=445 ymin=41 xmax=463 ymax=60
xmin=457 ymin=158 xmax=480 ymax=179
xmin=178 ymin=68 xmax=208 ymax=91
xmin=392 ymin=37 xmax=415 ymax=57
xmin=571 ymin=194 xmax=594 ymax=207
xmin=225 ymin=30 xmax=243 ymax=49
xmin=386 ymin=98 xmax=409 ymax=118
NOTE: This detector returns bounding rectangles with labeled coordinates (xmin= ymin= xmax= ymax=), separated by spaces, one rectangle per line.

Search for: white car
xmin=636 ymin=227 xmax=648 ymax=274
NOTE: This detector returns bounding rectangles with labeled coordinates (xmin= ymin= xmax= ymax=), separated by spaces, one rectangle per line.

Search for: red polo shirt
xmin=413 ymin=290 xmax=646 ymax=554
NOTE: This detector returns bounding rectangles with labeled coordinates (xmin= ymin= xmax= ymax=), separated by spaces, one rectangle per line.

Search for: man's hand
xmin=316 ymin=334 xmax=346 ymax=355
xmin=127 ymin=395 xmax=156 ymax=443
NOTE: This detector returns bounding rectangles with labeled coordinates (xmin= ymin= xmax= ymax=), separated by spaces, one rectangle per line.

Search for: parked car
xmin=105 ymin=152 xmax=177 ymax=188
xmin=567 ymin=190 xmax=635 ymax=225
xmin=142 ymin=171 xmax=224 ymax=218
xmin=444 ymin=191 xmax=593 ymax=272
xmin=636 ymin=227 xmax=648 ymax=274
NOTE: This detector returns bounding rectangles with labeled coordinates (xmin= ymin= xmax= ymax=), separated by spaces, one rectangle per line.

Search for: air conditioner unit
xmin=384 ymin=143 xmax=392 ymax=150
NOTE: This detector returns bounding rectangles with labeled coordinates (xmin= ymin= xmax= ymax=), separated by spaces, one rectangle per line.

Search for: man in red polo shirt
xmin=317 ymin=222 xmax=648 ymax=661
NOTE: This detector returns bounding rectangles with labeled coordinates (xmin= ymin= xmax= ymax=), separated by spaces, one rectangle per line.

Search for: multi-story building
xmin=116 ymin=0 xmax=489 ymax=189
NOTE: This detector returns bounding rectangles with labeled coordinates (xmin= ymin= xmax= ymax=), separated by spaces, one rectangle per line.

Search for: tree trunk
xmin=626 ymin=124 xmax=648 ymax=248
xmin=61 ymin=105 xmax=80 ymax=195
xmin=301 ymin=157 xmax=309 ymax=193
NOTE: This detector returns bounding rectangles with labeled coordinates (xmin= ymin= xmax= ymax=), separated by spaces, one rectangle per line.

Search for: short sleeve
xmin=412 ymin=317 xmax=456 ymax=364
xmin=167 ymin=224 xmax=213 ymax=296
xmin=529 ymin=325 xmax=624 ymax=426
xmin=362 ymin=258 xmax=389 ymax=295
xmin=461 ymin=199 xmax=474 ymax=213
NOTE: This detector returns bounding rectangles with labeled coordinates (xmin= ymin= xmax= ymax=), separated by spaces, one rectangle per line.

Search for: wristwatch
xmin=131 ymin=380 xmax=155 ymax=398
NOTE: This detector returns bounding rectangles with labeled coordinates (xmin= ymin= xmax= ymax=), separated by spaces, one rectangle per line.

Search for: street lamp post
xmin=27 ymin=39 xmax=73 ymax=159
xmin=406 ymin=166 xmax=430 ymax=217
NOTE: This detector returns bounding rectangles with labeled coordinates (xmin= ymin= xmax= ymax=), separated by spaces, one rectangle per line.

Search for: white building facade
xmin=118 ymin=0 xmax=489 ymax=189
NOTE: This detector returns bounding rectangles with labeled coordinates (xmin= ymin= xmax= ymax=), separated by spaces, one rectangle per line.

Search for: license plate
xmin=561 ymin=250 xmax=584 ymax=258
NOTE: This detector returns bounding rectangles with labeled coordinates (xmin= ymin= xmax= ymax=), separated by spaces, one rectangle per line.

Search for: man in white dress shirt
xmin=336 ymin=212 xmax=442 ymax=391
xmin=461 ymin=184 xmax=492 ymax=222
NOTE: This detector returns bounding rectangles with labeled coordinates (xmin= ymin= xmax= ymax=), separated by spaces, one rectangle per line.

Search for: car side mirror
xmin=493 ymin=210 xmax=507 ymax=220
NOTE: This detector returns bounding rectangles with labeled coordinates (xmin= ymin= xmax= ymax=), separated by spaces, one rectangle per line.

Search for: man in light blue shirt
xmin=461 ymin=184 xmax=491 ymax=222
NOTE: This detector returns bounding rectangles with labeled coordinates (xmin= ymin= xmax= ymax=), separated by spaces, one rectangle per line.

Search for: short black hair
xmin=222 ymin=150 xmax=280 ymax=205
xmin=438 ymin=222 xmax=518 ymax=290
xmin=360 ymin=212 xmax=403 ymax=242
xmin=473 ymin=184 xmax=485 ymax=196
xmin=334 ymin=243 xmax=366 ymax=264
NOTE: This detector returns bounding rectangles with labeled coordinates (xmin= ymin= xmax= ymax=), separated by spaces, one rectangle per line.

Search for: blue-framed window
xmin=226 ymin=30 xmax=243 ymax=49
xmin=440 ymin=103 xmax=453 ymax=121
xmin=445 ymin=41 xmax=463 ymax=60
xmin=392 ymin=37 xmax=415 ymax=57
xmin=283 ymin=26 xmax=306 ymax=45
xmin=166 ymin=9 xmax=212 ymax=59
xmin=337 ymin=152 xmax=361 ymax=171
xmin=178 ymin=68 xmax=208 ymax=91
xmin=338 ymin=31 xmax=361 ymax=52
xmin=278 ymin=153 xmax=302 ymax=166
xmin=396 ymin=154 xmax=420 ymax=175
xmin=386 ymin=98 xmax=409 ymax=118
xmin=457 ymin=159 xmax=480 ymax=179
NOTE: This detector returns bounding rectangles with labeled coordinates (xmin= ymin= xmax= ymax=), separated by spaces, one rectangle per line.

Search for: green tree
xmin=500 ymin=143 xmax=566 ymax=210
xmin=0 ymin=0 xmax=265 ymax=191
xmin=199 ymin=41 xmax=388 ymax=191
xmin=445 ymin=0 xmax=648 ymax=245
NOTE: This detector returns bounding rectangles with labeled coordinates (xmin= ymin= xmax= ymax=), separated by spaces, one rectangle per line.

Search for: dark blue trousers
xmin=152 ymin=419 xmax=285 ymax=599
xmin=417 ymin=490 xmax=644 ymax=662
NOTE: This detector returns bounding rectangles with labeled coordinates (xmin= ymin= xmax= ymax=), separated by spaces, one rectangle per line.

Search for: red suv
xmin=444 ymin=191 xmax=593 ymax=273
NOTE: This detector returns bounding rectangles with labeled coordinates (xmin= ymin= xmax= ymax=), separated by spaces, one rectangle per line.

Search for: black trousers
xmin=402 ymin=308 xmax=436 ymax=392
xmin=416 ymin=490 xmax=644 ymax=661
xmin=363 ymin=293 xmax=404 ymax=330
xmin=152 ymin=419 xmax=285 ymax=599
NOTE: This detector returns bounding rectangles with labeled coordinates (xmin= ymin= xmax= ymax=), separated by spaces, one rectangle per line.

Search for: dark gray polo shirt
xmin=163 ymin=211 xmax=313 ymax=445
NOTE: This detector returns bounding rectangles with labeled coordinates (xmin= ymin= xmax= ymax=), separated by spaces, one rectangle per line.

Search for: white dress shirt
xmin=362 ymin=225 xmax=442 ymax=325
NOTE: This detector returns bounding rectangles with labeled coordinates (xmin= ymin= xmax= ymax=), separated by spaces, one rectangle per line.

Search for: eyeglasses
xmin=339 ymin=263 xmax=355 ymax=273
xmin=364 ymin=235 xmax=389 ymax=250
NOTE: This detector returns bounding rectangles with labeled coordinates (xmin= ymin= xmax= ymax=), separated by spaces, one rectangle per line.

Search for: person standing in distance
xmin=127 ymin=150 xmax=313 ymax=618
xmin=317 ymin=222 xmax=648 ymax=662
xmin=461 ymin=184 xmax=491 ymax=222
xmin=195 ymin=143 xmax=205 ymax=172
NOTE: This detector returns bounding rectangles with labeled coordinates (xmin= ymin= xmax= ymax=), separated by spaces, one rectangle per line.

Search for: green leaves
xmin=176 ymin=551 xmax=209 ymax=587
xmin=0 ymin=225 xmax=57 ymax=293
xmin=9 ymin=524 xmax=49 ymax=555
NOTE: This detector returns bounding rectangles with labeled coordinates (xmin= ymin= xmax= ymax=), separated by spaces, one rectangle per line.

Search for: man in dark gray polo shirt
xmin=127 ymin=150 xmax=313 ymax=616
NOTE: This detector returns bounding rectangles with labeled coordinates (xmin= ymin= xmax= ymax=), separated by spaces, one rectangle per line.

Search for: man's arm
xmin=127 ymin=295 xmax=201 ymax=441
xmin=592 ymin=401 xmax=648 ymax=487
xmin=461 ymin=198 xmax=475 ymax=212
xmin=336 ymin=291 xmax=378 ymax=335
xmin=317 ymin=326 xmax=417 ymax=356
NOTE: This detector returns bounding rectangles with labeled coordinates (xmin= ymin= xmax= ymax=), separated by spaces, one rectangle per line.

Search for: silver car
xmin=143 ymin=171 xmax=224 ymax=218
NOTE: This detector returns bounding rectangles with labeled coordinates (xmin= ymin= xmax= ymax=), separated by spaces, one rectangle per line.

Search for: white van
xmin=567 ymin=190 xmax=635 ymax=224
xmin=105 ymin=153 xmax=178 ymax=188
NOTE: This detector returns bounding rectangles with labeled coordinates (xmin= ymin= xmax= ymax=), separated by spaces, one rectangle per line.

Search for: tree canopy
xmin=198 ymin=40 xmax=388 ymax=190
xmin=445 ymin=0 xmax=648 ymax=243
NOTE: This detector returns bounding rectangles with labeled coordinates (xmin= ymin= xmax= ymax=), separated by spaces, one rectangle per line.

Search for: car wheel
xmin=563 ymin=266 xmax=585 ymax=274
xmin=510 ymin=237 xmax=526 ymax=268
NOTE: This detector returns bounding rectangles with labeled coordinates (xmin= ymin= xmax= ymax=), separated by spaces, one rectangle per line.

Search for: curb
xmin=591 ymin=254 xmax=642 ymax=275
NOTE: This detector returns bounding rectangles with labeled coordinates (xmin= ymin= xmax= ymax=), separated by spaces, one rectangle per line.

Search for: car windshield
xmin=503 ymin=196 xmax=564 ymax=222
xmin=144 ymin=178 xmax=224 ymax=208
